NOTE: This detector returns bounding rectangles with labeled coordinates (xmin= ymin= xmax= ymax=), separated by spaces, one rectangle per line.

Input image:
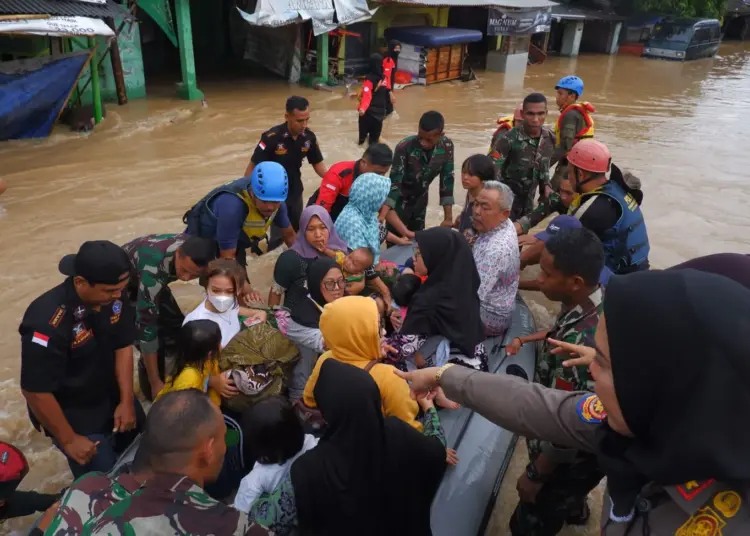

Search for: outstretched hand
xmin=547 ymin=338 xmax=596 ymax=368
xmin=393 ymin=367 xmax=440 ymax=400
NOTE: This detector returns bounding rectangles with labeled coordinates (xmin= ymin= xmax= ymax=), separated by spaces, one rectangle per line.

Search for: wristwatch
xmin=525 ymin=461 xmax=547 ymax=483
xmin=435 ymin=363 xmax=455 ymax=385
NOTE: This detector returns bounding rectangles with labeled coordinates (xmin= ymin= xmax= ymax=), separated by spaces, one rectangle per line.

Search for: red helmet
xmin=513 ymin=103 xmax=524 ymax=121
xmin=567 ymin=139 xmax=611 ymax=174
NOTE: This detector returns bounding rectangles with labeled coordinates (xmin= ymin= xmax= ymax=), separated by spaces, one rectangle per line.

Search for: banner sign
xmin=0 ymin=16 xmax=114 ymax=37
xmin=488 ymin=8 xmax=552 ymax=36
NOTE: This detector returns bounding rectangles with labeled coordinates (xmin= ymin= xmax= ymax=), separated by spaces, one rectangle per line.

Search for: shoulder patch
xmin=677 ymin=479 xmax=715 ymax=501
xmin=49 ymin=306 xmax=65 ymax=328
xmin=576 ymin=394 xmax=607 ymax=423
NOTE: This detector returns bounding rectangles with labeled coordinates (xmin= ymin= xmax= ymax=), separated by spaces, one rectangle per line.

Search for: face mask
xmin=208 ymin=293 xmax=235 ymax=313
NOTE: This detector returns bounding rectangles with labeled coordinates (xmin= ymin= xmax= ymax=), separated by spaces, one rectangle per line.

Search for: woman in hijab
xmin=302 ymin=295 xmax=421 ymax=429
xmin=670 ymin=252 xmax=750 ymax=289
xmin=357 ymin=53 xmax=390 ymax=146
xmin=286 ymin=257 xmax=345 ymax=400
xmin=397 ymin=269 xmax=750 ymax=535
xmin=270 ymin=206 xmax=348 ymax=312
xmin=399 ymin=227 xmax=488 ymax=371
xmin=383 ymin=40 xmax=401 ymax=116
xmin=335 ymin=173 xmax=393 ymax=302
xmin=251 ymin=358 xmax=447 ymax=535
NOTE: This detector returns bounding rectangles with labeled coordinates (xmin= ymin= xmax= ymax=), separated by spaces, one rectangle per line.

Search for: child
xmin=184 ymin=259 xmax=267 ymax=348
xmin=358 ymin=53 xmax=390 ymax=146
xmin=455 ymin=155 xmax=496 ymax=247
xmin=234 ymin=396 xmax=318 ymax=514
xmin=156 ymin=319 xmax=225 ymax=406
xmin=318 ymin=246 xmax=373 ymax=295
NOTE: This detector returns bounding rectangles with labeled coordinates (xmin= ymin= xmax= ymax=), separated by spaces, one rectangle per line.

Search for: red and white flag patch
xmin=31 ymin=332 xmax=49 ymax=348
xmin=258 ymin=141 xmax=266 ymax=150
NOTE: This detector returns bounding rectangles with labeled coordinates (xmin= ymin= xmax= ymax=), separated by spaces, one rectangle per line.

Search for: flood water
xmin=1 ymin=43 xmax=749 ymax=530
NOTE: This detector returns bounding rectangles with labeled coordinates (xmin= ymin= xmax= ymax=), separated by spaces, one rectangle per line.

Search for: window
xmin=693 ymin=28 xmax=710 ymax=44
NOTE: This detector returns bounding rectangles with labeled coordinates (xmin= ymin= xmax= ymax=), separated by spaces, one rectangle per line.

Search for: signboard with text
xmin=488 ymin=8 xmax=552 ymax=36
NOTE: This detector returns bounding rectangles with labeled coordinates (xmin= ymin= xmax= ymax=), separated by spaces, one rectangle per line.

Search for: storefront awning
xmin=550 ymin=5 xmax=624 ymax=21
xmin=0 ymin=0 xmax=131 ymax=19
xmin=378 ymin=0 xmax=558 ymax=8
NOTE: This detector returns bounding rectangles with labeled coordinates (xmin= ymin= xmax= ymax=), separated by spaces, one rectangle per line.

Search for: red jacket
xmin=382 ymin=57 xmax=396 ymax=90
xmin=307 ymin=160 xmax=359 ymax=220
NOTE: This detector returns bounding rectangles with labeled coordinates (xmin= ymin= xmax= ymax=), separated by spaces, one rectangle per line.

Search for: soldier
xmin=505 ymin=227 xmax=606 ymax=535
xmin=397 ymin=268 xmax=750 ymax=536
xmin=550 ymin=76 xmax=596 ymax=191
xmin=20 ymin=241 xmax=142 ymax=478
xmin=382 ymin=111 xmax=455 ymax=239
xmin=514 ymin=175 xmax=577 ymax=236
xmin=121 ymin=233 xmax=218 ymax=401
xmin=489 ymin=92 xmax=555 ymax=221
xmin=40 ymin=390 xmax=271 ymax=535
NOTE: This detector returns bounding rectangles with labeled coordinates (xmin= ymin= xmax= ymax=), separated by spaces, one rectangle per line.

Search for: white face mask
xmin=208 ymin=293 xmax=235 ymax=313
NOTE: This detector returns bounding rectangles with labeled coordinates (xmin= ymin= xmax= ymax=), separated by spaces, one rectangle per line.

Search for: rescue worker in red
xmin=551 ymin=76 xmax=595 ymax=190
xmin=383 ymin=40 xmax=400 ymax=116
xmin=358 ymin=54 xmax=391 ymax=146
xmin=307 ymin=143 xmax=393 ymax=221
xmin=488 ymin=103 xmax=524 ymax=153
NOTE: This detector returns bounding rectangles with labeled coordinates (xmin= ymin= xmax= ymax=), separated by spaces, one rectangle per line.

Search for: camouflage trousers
xmin=387 ymin=190 xmax=429 ymax=235
xmin=509 ymin=442 xmax=604 ymax=536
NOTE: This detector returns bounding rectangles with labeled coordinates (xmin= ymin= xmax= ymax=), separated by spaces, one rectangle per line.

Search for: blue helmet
xmin=250 ymin=161 xmax=288 ymax=202
xmin=555 ymin=75 xmax=584 ymax=97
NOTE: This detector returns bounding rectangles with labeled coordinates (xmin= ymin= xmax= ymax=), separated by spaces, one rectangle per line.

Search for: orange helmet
xmin=567 ymin=139 xmax=611 ymax=174
xmin=513 ymin=103 xmax=524 ymax=121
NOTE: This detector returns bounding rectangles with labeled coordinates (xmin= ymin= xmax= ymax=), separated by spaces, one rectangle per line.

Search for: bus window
xmin=693 ymin=28 xmax=710 ymax=44
xmin=710 ymin=26 xmax=721 ymax=40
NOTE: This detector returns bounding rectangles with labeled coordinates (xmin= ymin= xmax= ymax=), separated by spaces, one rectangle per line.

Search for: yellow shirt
xmin=156 ymin=360 xmax=222 ymax=406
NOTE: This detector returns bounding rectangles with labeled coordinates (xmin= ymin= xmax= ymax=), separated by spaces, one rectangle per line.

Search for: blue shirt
xmin=210 ymin=194 xmax=290 ymax=250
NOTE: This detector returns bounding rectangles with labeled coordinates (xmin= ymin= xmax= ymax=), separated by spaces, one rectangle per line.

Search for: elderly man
xmin=41 ymin=390 xmax=270 ymax=535
xmin=471 ymin=181 xmax=520 ymax=336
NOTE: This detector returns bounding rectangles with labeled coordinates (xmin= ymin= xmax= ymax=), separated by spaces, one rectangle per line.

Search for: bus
xmin=643 ymin=18 xmax=721 ymax=60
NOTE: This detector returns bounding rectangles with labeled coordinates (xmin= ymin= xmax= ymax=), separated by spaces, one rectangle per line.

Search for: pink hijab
xmin=290 ymin=205 xmax=349 ymax=258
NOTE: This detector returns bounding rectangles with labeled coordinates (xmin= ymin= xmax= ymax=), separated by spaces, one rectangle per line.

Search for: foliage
xmin=632 ymin=0 xmax=726 ymax=18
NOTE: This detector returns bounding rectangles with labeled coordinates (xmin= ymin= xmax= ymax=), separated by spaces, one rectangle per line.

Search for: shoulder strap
xmin=364 ymin=360 xmax=378 ymax=373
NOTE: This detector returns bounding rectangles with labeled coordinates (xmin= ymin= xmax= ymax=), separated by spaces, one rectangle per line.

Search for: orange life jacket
xmin=555 ymin=102 xmax=595 ymax=149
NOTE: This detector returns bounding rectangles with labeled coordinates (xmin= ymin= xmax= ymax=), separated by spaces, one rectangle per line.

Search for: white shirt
xmin=183 ymin=299 xmax=241 ymax=348
xmin=233 ymin=434 xmax=319 ymax=513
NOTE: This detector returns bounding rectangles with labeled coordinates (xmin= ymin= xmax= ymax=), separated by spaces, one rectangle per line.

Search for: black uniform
xmin=19 ymin=279 xmax=142 ymax=477
xmin=250 ymin=123 xmax=324 ymax=231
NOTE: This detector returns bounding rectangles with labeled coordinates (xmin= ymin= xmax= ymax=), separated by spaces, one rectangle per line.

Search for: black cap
xmin=59 ymin=240 xmax=131 ymax=285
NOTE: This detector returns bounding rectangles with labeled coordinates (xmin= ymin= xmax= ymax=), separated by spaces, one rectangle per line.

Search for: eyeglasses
xmin=322 ymin=278 xmax=346 ymax=291
xmin=345 ymin=274 xmax=365 ymax=283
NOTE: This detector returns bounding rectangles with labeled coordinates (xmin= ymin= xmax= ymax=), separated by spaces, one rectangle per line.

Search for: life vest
xmin=555 ymin=102 xmax=595 ymax=149
xmin=183 ymin=176 xmax=277 ymax=248
xmin=488 ymin=115 xmax=514 ymax=152
xmin=569 ymin=180 xmax=650 ymax=274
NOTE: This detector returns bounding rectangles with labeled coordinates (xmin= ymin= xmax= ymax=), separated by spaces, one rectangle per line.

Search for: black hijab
xmin=290 ymin=257 xmax=341 ymax=329
xmin=291 ymin=359 xmax=445 ymax=535
xmin=366 ymin=53 xmax=384 ymax=87
xmin=402 ymin=227 xmax=485 ymax=356
xmin=387 ymin=39 xmax=401 ymax=60
xmin=669 ymin=252 xmax=750 ymax=290
xmin=596 ymin=269 xmax=750 ymax=518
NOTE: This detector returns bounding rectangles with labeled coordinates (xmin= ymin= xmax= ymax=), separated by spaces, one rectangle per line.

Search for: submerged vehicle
xmin=643 ymin=18 xmax=721 ymax=60
xmin=105 ymin=245 xmax=537 ymax=536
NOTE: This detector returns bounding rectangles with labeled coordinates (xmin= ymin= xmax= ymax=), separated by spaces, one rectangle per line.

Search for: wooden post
xmin=105 ymin=17 xmax=128 ymax=105
xmin=87 ymin=37 xmax=103 ymax=124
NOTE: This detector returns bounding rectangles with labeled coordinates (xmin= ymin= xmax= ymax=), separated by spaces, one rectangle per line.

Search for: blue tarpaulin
xmin=0 ymin=52 xmax=92 ymax=141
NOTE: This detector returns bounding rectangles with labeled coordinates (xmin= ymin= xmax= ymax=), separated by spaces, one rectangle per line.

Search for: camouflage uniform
xmin=385 ymin=135 xmax=455 ymax=233
xmin=44 ymin=472 xmax=271 ymax=535
xmin=121 ymin=233 xmax=186 ymax=399
xmin=510 ymin=287 xmax=604 ymax=536
xmin=516 ymin=191 xmax=568 ymax=234
xmin=489 ymin=126 xmax=555 ymax=221
xmin=550 ymin=109 xmax=586 ymax=191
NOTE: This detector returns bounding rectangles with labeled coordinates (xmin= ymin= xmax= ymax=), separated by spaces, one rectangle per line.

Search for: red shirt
xmin=382 ymin=57 xmax=396 ymax=90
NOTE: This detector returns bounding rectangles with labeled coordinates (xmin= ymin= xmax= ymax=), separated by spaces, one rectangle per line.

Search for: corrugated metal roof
xmin=551 ymin=5 xmax=624 ymax=21
xmin=0 ymin=0 xmax=131 ymax=19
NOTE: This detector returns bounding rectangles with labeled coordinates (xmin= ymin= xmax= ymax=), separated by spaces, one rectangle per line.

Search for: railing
xmin=528 ymin=43 xmax=547 ymax=64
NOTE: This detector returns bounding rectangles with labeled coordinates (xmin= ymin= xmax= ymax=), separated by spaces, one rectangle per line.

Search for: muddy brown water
xmin=1 ymin=44 xmax=749 ymax=532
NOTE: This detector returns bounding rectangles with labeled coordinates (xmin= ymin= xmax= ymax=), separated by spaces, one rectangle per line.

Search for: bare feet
xmin=434 ymin=387 xmax=460 ymax=410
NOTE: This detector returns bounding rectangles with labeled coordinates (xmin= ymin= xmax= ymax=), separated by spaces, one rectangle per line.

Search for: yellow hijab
xmin=319 ymin=296 xmax=380 ymax=365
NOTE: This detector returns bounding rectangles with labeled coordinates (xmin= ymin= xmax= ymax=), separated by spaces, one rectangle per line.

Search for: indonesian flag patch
xmin=31 ymin=332 xmax=49 ymax=348
xmin=258 ymin=141 xmax=266 ymax=150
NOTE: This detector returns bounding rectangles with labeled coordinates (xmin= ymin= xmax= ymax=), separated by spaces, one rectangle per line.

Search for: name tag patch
xmin=49 ymin=307 xmax=65 ymax=328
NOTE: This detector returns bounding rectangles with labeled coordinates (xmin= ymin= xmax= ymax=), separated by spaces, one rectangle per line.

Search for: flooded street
xmin=1 ymin=42 xmax=749 ymax=529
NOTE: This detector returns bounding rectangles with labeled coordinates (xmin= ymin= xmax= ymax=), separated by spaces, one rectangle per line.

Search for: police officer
xmin=184 ymin=161 xmax=296 ymax=268
xmin=20 ymin=241 xmax=143 ymax=478
xmin=565 ymin=140 xmax=650 ymax=274
xmin=244 ymin=96 xmax=327 ymax=238
xmin=397 ymin=269 xmax=750 ymax=536
xmin=307 ymin=143 xmax=393 ymax=221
